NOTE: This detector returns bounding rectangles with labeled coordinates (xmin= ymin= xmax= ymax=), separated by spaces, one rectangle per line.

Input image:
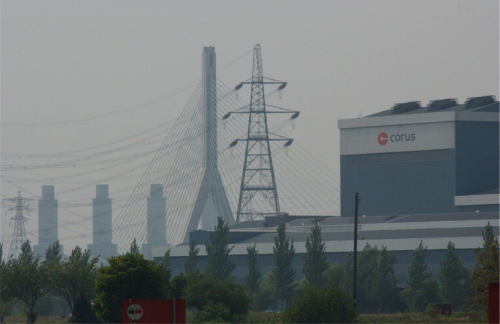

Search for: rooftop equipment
xmin=464 ymin=95 xmax=495 ymax=109
xmin=427 ymin=98 xmax=458 ymax=111
xmin=391 ymin=101 xmax=421 ymax=114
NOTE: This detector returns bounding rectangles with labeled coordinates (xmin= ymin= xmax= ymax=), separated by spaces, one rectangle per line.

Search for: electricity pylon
xmin=226 ymin=44 xmax=300 ymax=222
xmin=5 ymin=191 xmax=33 ymax=259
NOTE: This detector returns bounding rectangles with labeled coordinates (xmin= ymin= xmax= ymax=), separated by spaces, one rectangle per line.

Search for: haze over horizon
xmin=1 ymin=1 xmax=498 ymax=255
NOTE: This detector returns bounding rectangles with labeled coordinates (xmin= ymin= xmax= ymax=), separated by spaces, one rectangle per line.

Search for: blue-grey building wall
xmin=159 ymin=248 xmax=477 ymax=288
xmin=455 ymin=121 xmax=499 ymax=195
xmin=161 ymin=251 xmax=351 ymax=284
xmin=340 ymin=151 xmax=457 ymax=217
xmin=340 ymin=117 xmax=499 ymax=217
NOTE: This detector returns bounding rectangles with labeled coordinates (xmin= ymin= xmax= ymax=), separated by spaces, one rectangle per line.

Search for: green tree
xmin=44 ymin=240 xmax=62 ymax=266
xmin=184 ymin=239 xmax=199 ymax=274
xmin=281 ymin=283 xmax=357 ymax=323
xmin=130 ymin=238 xmax=140 ymax=255
xmin=72 ymin=296 xmax=100 ymax=324
xmin=370 ymin=245 xmax=398 ymax=312
xmin=481 ymin=221 xmax=495 ymax=253
xmin=438 ymin=242 xmax=469 ymax=309
xmin=323 ymin=246 xmax=397 ymax=313
xmin=160 ymin=249 xmax=171 ymax=271
xmin=302 ymin=223 xmax=329 ymax=287
xmin=93 ymin=252 xmax=166 ymax=323
xmin=253 ymin=272 xmax=278 ymax=311
xmin=54 ymin=246 xmax=99 ymax=322
xmin=4 ymin=240 xmax=51 ymax=323
xmin=159 ymin=249 xmax=172 ymax=298
xmin=0 ymin=243 xmax=8 ymax=302
xmin=270 ymin=222 xmax=296 ymax=310
xmin=185 ymin=271 xmax=249 ymax=323
xmin=470 ymin=235 xmax=499 ymax=315
xmin=193 ymin=301 xmax=231 ymax=323
xmin=33 ymin=294 xmax=54 ymax=316
xmin=170 ymin=273 xmax=187 ymax=299
xmin=323 ymin=254 xmax=354 ymax=298
xmin=244 ymin=244 xmax=262 ymax=309
xmin=356 ymin=243 xmax=380 ymax=311
xmin=324 ymin=263 xmax=349 ymax=294
xmin=400 ymin=241 xmax=440 ymax=312
xmin=42 ymin=240 xmax=63 ymax=317
xmin=205 ymin=217 xmax=236 ymax=281
xmin=0 ymin=242 xmax=14 ymax=309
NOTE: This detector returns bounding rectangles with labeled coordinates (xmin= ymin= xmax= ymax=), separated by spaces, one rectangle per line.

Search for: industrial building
xmin=142 ymin=184 xmax=169 ymax=259
xmin=154 ymin=96 xmax=499 ymax=288
xmin=156 ymin=211 xmax=498 ymax=285
xmin=88 ymin=184 xmax=118 ymax=259
xmin=34 ymin=185 xmax=62 ymax=257
xmin=339 ymin=96 xmax=499 ymax=217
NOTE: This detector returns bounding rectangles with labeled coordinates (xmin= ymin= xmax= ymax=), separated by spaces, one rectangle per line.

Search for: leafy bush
xmin=33 ymin=294 xmax=53 ymax=316
xmin=281 ymin=284 xmax=357 ymax=323
xmin=252 ymin=272 xmax=278 ymax=311
xmin=93 ymin=252 xmax=167 ymax=323
xmin=72 ymin=297 xmax=100 ymax=323
xmin=193 ymin=301 xmax=231 ymax=323
xmin=185 ymin=271 xmax=249 ymax=323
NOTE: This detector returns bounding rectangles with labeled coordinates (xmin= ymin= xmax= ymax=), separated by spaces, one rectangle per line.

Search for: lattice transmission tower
xmin=226 ymin=44 xmax=300 ymax=222
xmin=4 ymin=191 xmax=33 ymax=259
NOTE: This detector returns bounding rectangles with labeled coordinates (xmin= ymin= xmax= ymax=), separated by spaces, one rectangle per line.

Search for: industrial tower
xmin=34 ymin=185 xmax=61 ymax=257
xmin=227 ymin=44 xmax=299 ymax=222
xmin=5 ymin=191 xmax=33 ymax=259
xmin=142 ymin=184 xmax=169 ymax=259
xmin=182 ymin=46 xmax=233 ymax=242
xmin=88 ymin=185 xmax=117 ymax=259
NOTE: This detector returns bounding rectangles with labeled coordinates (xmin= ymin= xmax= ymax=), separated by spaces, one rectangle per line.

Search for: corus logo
xmin=378 ymin=132 xmax=416 ymax=145
xmin=378 ymin=132 xmax=389 ymax=145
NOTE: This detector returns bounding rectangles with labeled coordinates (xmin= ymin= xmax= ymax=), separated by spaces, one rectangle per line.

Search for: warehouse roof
xmin=367 ymin=96 xmax=498 ymax=118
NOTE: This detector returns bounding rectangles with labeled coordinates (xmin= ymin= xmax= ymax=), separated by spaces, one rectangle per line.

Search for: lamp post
xmin=353 ymin=192 xmax=360 ymax=309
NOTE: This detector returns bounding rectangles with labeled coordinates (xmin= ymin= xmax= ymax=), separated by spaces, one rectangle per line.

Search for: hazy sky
xmin=1 ymin=1 xmax=498 ymax=254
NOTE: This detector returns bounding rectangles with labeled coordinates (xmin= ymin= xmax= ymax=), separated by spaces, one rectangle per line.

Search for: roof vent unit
xmin=427 ymin=98 xmax=458 ymax=111
xmin=391 ymin=101 xmax=421 ymax=114
xmin=464 ymin=95 xmax=495 ymax=109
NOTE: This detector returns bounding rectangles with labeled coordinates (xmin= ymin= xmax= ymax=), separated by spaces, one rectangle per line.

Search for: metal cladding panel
xmin=340 ymin=153 xmax=456 ymax=217
xmin=455 ymin=121 xmax=499 ymax=196
xmin=340 ymin=122 xmax=455 ymax=155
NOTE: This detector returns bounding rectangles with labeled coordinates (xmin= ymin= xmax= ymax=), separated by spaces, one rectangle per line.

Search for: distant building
xmin=34 ymin=185 xmax=62 ymax=258
xmin=142 ymin=184 xmax=169 ymax=259
xmin=88 ymin=185 xmax=117 ymax=260
xmin=153 ymin=95 xmax=499 ymax=288
xmin=154 ymin=212 xmax=498 ymax=286
xmin=338 ymin=96 xmax=499 ymax=217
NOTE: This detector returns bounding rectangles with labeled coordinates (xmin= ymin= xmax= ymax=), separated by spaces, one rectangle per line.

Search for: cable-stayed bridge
xmin=1 ymin=45 xmax=341 ymax=253
xmin=112 ymin=45 xmax=340 ymax=248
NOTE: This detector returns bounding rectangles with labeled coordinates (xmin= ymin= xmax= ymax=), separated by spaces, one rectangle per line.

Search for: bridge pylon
xmin=181 ymin=46 xmax=234 ymax=242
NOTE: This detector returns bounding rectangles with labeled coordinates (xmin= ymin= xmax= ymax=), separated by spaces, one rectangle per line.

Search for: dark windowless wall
xmin=455 ymin=121 xmax=499 ymax=196
xmin=340 ymin=150 xmax=456 ymax=217
xmin=340 ymin=112 xmax=498 ymax=217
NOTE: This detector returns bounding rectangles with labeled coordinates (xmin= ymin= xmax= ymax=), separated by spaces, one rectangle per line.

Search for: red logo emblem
xmin=378 ymin=132 xmax=388 ymax=145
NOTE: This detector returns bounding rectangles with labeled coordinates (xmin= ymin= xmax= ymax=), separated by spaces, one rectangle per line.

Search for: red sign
xmin=378 ymin=132 xmax=388 ymax=145
xmin=489 ymin=283 xmax=499 ymax=324
xmin=122 ymin=299 xmax=185 ymax=324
